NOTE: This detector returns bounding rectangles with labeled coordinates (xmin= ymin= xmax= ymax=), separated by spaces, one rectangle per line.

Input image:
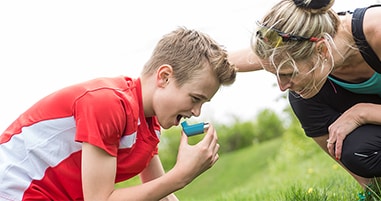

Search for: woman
xmin=230 ymin=0 xmax=381 ymax=187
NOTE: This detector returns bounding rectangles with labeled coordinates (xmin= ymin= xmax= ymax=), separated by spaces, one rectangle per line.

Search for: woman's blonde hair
xmin=253 ymin=0 xmax=340 ymax=85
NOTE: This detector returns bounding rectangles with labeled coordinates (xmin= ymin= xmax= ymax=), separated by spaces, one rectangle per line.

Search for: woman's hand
xmin=327 ymin=103 xmax=381 ymax=160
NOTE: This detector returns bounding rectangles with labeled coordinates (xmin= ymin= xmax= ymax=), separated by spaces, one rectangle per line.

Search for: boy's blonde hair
xmin=142 ymin=27 xmax=236 ymax=87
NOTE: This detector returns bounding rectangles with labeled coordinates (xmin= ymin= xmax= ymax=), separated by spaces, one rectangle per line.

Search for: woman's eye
xmin=279 ymin=73 xmax=293 ymax=78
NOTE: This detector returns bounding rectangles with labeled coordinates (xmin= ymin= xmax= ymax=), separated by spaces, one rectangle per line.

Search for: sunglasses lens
xmin=257 ymin=27 xmax=283 ymax=47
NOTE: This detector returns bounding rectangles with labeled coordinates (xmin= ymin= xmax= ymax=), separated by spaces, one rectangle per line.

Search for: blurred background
xmin=0 ymin=0 xmax=378 ymax=130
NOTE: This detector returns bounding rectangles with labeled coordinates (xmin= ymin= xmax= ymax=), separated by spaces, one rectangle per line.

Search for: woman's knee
xmin=340 ymin=125 xmax=381 ymax=178
xmin=340 ymin=147 xmax=379 ymax=178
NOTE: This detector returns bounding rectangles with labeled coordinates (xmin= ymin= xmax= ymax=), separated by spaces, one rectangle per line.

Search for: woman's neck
xmin=330 ymin=15 xmax=375 ymax=83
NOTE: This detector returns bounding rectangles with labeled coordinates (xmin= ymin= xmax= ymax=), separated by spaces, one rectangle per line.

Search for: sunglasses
xmin=256 ymin=22 xmax=322 ymax=48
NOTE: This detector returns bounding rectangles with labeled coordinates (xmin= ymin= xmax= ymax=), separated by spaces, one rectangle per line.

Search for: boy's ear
xmin=156 ymin=64 xmax=173 ymax=87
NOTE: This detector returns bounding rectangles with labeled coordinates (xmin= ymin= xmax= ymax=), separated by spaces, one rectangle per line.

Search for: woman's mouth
xmin=295 ymin=87 xmax=318 ymax=99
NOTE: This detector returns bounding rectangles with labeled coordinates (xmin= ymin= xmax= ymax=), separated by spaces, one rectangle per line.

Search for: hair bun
xmin=293 ymin=0 xmax=334 ymax=12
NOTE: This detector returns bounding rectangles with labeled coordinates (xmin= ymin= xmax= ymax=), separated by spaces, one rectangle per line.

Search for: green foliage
xmin=116 ymin=106 xmax=367 ymax=200
xmin=174 ymin=136 xmax=361 ymax=201
xmin=172 ymin=110 xmax=361 ymax=201
xmin=361 ymin=180 xmax=381 ymax=201
xmin=174 ymin=138 xmax=283 ymax=200
xmin=252 ymin=108 xmax=285 ymax=142
xmin=115 ymin=175 xmax=140 ymax=189
xmin=173 ymin=106 xmax=363 ymax=200
xmin=216 ymin=121 xmax=256 ymax=153
xmin=157 ymin=126 xmax=181 ymax=171
xmin=281 ymin=185 xmax=329 ymax=201
xmin=156 ymin=108 xmax=286 ymax=172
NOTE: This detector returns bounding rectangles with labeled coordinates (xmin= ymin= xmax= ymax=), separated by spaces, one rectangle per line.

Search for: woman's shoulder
xmin=363 ymin=6 xmax=381 ymax=52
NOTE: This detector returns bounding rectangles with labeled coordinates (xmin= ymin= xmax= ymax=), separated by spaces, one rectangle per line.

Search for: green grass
xmin=117 ymin=137 xmax=365 ymax=200
xmin=174 ymin=137 xmax=359 ymax=201
xmin=175 ymin=138 xmax=282 ymax=200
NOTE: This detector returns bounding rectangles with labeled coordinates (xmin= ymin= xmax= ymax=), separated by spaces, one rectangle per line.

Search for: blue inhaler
xmin=181 ymin=121 xmax=209 ymax=136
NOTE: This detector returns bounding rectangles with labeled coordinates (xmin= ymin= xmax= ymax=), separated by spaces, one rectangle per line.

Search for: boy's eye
xmin=191 ymin=96 xmax=201 ymax=102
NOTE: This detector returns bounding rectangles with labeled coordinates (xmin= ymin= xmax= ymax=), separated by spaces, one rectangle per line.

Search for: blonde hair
xmin=253 ymin=0 xmax=340 ymax=86
xmin=142 ymin=27 xmax=236 ymax=87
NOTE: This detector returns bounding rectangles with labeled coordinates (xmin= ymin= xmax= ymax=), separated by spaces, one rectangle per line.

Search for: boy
xmin=0 ymin=27 xmax=236 ymax=200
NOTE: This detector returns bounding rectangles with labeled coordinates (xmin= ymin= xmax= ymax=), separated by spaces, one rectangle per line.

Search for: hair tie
xmin=293 ymin=0 xmax=331 ymax=10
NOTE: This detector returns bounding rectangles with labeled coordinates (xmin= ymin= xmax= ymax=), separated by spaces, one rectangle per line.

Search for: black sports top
xmin=352 ymin=5 xmax=381 ymax=73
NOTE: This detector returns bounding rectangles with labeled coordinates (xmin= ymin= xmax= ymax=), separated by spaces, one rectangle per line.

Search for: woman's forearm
xmin=228 ymin=48 xmax=263 ymax=72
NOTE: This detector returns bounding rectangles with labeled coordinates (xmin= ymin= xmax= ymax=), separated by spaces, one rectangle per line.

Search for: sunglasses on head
xmin=256 ymin=22 xmax=322 ymax=48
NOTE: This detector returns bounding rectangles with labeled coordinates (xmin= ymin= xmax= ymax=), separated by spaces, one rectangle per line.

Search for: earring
xmin=318 ymin=47 xmax=322 ymax=53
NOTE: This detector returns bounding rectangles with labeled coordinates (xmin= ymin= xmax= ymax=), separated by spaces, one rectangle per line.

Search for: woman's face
xmin=263 ymin=59 xmax=331 ymax=99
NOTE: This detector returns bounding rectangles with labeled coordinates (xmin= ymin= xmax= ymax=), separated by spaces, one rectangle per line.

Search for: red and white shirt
xmin=0 ymin=77 xmax=161 ymax=200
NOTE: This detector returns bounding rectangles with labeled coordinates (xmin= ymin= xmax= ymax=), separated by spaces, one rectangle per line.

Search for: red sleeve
xmin=74 ymin=89 xmax=129 ymax=156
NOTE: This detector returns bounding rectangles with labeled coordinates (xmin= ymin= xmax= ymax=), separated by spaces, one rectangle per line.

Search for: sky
xmin=0 ymin=0 xmax=378 ymax=132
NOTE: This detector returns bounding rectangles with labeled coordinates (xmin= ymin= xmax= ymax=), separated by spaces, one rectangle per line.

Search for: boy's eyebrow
xmin=194 ymin=93 xmax=210 ymax=102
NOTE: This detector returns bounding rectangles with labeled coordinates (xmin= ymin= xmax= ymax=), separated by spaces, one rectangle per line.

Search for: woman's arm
xmin=228 ymin=48 xmax=264 ymax=72
xmin=327 ymin=103 xmax=381 ymax=160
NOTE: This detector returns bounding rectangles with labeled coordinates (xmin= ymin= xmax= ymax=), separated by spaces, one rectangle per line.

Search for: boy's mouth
xmin=176 ymin=115 xmax=183 ymax=122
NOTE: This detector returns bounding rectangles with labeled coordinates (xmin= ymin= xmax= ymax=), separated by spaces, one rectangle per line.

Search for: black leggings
xmin=341 ymin=124 xmax=381 ymax=178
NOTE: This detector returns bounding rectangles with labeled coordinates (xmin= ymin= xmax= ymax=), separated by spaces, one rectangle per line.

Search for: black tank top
xmin=351 ymin=4 xmax=381 ymax=73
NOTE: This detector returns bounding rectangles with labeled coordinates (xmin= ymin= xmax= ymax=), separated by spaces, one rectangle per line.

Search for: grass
xmin=174 ymin=137 xmax=361 ymax=201
xmin=116 ymin=137 xmax=367 ymax=200
xmin=174 ymin=138 xmax=282 ymax=200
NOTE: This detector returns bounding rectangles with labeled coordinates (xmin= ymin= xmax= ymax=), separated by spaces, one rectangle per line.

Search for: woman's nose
xmin=277 ymin=79 xmax=292 ymax=92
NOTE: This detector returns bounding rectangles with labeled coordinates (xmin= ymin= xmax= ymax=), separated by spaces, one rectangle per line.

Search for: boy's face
xmin=153 ymin=65 xmax=219 ymax=129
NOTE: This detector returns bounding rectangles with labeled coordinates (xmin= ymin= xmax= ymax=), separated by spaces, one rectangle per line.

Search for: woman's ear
xmin=156 ymin=64 xmax=173 ymax=87
xmin=316 ymin=40 xmax=328 ymax=58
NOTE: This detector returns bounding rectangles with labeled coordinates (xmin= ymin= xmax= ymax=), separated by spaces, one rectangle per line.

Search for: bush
xmin=159 ymin=108 xmax=287 ymax=169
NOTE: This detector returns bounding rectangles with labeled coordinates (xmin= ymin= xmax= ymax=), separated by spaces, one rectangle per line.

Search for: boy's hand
xmin=173 ymin=123 xmax=219 ymax=184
